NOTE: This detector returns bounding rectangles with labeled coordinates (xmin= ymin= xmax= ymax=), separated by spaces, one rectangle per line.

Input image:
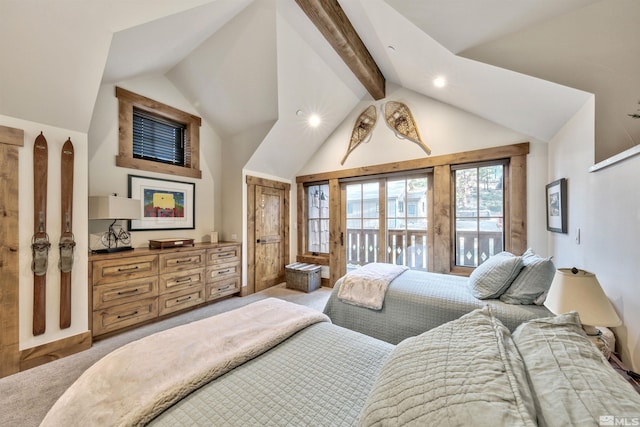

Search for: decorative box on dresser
xmin=89 ymin=242 xmax=241 ymax=339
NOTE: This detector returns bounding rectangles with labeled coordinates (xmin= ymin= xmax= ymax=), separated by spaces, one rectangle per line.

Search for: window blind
xmin=133 ymin=108 xmax=186 ymax=166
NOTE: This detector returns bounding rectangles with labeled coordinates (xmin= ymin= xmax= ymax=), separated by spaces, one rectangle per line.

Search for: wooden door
xmin=255 ymin=185 xmax=284 ymax=291
xmin=246 ymin=176 xmax=290 ymax=295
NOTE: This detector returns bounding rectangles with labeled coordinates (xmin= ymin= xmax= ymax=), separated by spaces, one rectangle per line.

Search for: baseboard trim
xmin=19 ymin=331 xmax=92 ymax=371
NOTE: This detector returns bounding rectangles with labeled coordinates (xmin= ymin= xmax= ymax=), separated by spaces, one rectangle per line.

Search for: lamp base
xmin=92 ymin=246 xmax=134 ymax=254
xmin=582 ymin=325 xmax=600 ymax=336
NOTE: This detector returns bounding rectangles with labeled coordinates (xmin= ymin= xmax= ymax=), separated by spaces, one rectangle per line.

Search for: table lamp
xmin=89 ymin=195 xmax=141 ymax=253
xmin=544 ymin=267 xmax=622 ymax=336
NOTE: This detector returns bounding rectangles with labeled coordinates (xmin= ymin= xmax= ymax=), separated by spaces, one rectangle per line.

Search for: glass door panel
xmin=386 ymin=177 xmax=428 ymax=270
xmin=345 ymin=182 xmax=379 ymax=271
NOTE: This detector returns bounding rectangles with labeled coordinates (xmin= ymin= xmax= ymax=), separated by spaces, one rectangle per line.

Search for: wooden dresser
xmin=89 ymin=242 xmax=241 ymax=339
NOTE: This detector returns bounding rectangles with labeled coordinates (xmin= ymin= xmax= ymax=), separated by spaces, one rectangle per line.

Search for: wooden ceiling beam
xmin=295 ymin=0 xmax=385 ymax=100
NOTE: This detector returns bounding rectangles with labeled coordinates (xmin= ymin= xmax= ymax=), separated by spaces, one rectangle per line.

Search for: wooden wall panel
xmin=0 ymin=125 xmax=23 ymax=378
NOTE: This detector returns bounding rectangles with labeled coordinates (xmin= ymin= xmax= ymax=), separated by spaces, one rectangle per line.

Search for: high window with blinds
xmin=133 ymin=108 xmax=186 ymax=166
xmin=115 ymin=87 xmax=202 ymax=179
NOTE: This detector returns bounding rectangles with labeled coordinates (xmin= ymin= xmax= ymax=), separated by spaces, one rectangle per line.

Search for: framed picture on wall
xmin=546 ymin=178 xmax=567 ymax=233
xmin=128 ymin=175 xmax=195 ymax=231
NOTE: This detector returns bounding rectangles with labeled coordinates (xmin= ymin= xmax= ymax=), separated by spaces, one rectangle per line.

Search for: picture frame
xmin=546 ymin=178 xmax=567 ymax=233
xmin=128 ymin=175 xmax=195 ymax=231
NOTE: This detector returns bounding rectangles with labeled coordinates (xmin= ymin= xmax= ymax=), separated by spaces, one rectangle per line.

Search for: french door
xmin=340 ymin=173 xmax=432 ymax=272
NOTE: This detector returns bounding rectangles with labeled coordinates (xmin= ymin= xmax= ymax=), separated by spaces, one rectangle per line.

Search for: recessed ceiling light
xmin=308 ymin=114 xmax=321 ymax=128
xmin=433 ymin=77 xmax=446 ymax=88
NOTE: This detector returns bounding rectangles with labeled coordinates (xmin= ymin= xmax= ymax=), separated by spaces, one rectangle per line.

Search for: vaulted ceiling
xmin=1 ymin=0 xmax=638 ymax=169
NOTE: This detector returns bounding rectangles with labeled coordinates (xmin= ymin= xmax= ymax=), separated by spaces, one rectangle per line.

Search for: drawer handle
xmin=216 ymin=253 xmax=234 ymax=258
xmin=217 ymin=269 xmax=231 ymax=275
xmin=118 ymin=265 xmax=139 ymax=272
xmin=175 ymin=296 xmax=192 ymax=303
xmin=176 ymin=258 xmax=194 ymax=264
xmin=117 ymin=288 xmax=139 ymax=295
xmin=117 ymin=310 xmax=138 ymax=319
xmin=176 ymin=277 xmax=193 ymax=284
xmin=218 ymin=285 xmax=232 ymax=291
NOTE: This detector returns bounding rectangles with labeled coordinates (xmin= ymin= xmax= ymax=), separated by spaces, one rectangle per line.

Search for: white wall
xmin=549 ymin=96 xmax=640 ymax=371
xmin=0 ymin=114 xmax=89 ymax=350
xmin=88 ymin=75 xmax=223 ymax=249
xmin=298 ymin=84 xmax=550 ymax=257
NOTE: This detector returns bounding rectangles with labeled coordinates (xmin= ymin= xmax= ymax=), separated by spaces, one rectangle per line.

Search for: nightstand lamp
xmin=89 ymin=195 xmax=141 ymax=253
xmin=544 ymin=267 xmax=622 ymax=336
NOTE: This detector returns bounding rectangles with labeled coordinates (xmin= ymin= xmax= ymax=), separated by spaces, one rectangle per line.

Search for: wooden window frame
xmin=296 ymin=143 xmax=529 ymax=286
xmin=115 ymin=87 xmax=202 ymax=179
xmin=450 ymin=160 xmax=508 ymax=274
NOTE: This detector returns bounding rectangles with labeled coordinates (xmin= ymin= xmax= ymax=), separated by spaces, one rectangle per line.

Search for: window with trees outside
xmin=454 ymin=162 xmax=505 ymax=267
xmin=295 ymin=143 xmax=528 ymax=285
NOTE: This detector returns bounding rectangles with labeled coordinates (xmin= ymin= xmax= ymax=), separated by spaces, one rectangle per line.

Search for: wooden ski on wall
xmin=31 ymin=132 xmax=50 ymax=336
xmin=59 ymin=138 xmax=75 ymax=329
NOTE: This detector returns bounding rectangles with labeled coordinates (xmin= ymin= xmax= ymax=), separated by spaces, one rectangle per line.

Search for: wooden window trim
xmin=297 ymin=182 xmax=332 ymax=264
xmin=115 ymin=87 xmax=202 ymax=179
xmin=296 ymin=143 xmax=529 ymax=283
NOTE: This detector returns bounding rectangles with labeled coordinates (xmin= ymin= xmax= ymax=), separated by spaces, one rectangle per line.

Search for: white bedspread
xmin=337 ymin=263 xmax=408 ymax=310
xmin=40 ymin=298 xmax=329 ymax=427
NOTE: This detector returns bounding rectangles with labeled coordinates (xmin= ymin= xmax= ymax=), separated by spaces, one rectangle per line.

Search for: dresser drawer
xmin=206 ymin=277 xmax=240 ymax=301
xmin=92 ymin=255 xmax=158 ymax=286
xmin=159 ymin=250 xmax=205 ymax=274
xmin=159 ymin=268 xmax=205 ymax=294
xmin=206 ymin=261 xmax=240 ymax=282
xmin=206 ymin=245 xmax=240 ymax=265
xmin=158 ymin=286 xmax=205 ymax=316
xmin=93 ymin=276 xmax=159 ymax=309
xmin=93 ymin=298 xmax=158 ymax=336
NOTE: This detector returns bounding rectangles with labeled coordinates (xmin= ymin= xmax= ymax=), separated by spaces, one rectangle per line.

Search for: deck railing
xmin=345 ymin=228 xmax=503 ymax=270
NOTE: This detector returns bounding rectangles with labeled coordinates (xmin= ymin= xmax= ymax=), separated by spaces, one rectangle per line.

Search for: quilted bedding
xmin=324 ymin=269 xmax=551 ymax=344
xmin=150 ymin=322 xmax=394 ymax=426
xmin=44 ymin=298 xmax=640 ymax=426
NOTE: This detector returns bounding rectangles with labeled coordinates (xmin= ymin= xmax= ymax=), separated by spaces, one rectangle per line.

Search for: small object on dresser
xmin=285 ymin=263 xmax=322 ymax=293
xmin=149 ymin=238 xmax=195 ymax=249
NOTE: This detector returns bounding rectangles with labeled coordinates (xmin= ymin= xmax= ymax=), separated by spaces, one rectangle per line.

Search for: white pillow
xmin=468 ymin=251 xmax=524 ymax=299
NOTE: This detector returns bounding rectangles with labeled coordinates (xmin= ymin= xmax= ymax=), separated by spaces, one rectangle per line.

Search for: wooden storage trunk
xmin=285 ymin=263 xmax=322 ymax=293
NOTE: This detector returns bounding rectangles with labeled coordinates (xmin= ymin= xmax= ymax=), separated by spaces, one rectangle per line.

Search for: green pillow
xmin=500 ymin=248 xmax=555 ymax=305
xmin=468 ymin=252 xmax=524 ymax=299
xmin=358 ymin=306 xmax=536 ymax=426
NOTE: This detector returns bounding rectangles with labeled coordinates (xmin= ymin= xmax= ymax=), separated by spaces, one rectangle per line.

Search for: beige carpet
xmin=0 ymin=284 xmax=331 ymax=427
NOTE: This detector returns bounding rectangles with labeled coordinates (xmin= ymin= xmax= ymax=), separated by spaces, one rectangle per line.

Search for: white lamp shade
xmin=89 ymin=196 xmax=141 ymax=220
xmin=544 ymin=268 xmax=622 ymax=327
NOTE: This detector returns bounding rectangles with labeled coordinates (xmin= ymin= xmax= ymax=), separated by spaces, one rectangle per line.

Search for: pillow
xmin=468 ymin=251 xmax=524 ymax=299
xmin=512 ymin=313 xmax=640 ymax=427
xmin=500 ymin=248 xmax=555 ymax=305
xmin=358 ymin=306 xmax=537 ymax=427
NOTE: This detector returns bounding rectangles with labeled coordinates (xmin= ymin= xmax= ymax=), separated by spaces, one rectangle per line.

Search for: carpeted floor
xmin=0 ymin=284 xmax=331 ymax=427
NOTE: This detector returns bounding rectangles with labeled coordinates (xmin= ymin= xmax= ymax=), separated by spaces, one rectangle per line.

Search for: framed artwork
xmin=546 ymin=178 xmax=567 ymax=233
xmin=128 ymin=175 xmax=195 ymax=231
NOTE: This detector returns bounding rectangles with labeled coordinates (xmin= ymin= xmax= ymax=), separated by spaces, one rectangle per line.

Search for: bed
xmin=41 ymin=298 xmax=640 ymax=427
xmin=324 ymin=250 xmax=557 ymax=344
xmin=324 ymin=268 xmax=552 ymax=344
